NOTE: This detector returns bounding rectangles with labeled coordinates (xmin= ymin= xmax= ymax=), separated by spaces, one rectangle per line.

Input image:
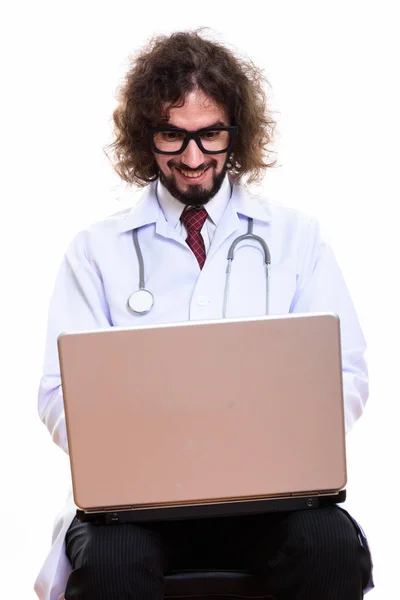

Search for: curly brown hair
xmin=106 ymin=29 xmax=277 ymax=186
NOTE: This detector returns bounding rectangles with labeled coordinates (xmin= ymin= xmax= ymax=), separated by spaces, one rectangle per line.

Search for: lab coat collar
xmin=117 ymin=182 xmax=162 ymax=233
xmin=229 ymin=183 xmax=272 ymax=224
xmin=117 ymin=179 xmax=272 ymax=234
xmin=157 ymin=175 xmax=232 ymax=229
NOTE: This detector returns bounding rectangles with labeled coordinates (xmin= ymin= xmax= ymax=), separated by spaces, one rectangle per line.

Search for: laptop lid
xmin=58 ymin=313 xmax=347 ymax=512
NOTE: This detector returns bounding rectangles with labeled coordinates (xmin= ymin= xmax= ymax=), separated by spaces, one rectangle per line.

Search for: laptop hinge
xmin=81 ymin=490 xmax=341 ymax=515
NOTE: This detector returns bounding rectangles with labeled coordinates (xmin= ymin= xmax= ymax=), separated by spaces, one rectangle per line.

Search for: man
xmin=35 ymin=30 xmax=373 ymax=600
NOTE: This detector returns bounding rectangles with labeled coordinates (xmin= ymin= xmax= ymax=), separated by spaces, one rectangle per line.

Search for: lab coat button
xmin=197 ymin=295 xmax=210 ymax=306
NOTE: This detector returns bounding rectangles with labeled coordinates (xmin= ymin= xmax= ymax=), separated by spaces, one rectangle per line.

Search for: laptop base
xmin=76 ymin=490 xmax=346 ymax=525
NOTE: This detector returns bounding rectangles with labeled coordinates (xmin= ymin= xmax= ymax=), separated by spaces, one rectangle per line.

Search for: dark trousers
xmin=65 ymin=506 xmax=372 ymax=600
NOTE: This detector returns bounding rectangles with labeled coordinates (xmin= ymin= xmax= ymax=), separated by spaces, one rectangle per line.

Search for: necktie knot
xmin=180 ymin=207 xmax=208 ymax=269
xmin=180 ymin=207 xmax=208 ymax=233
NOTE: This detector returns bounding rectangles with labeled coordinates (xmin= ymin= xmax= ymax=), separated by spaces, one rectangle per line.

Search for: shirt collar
xmin=157 ymin=175 xmax=232 ymax=229
xmin=117 ymin=178 xmax=272 ymax=233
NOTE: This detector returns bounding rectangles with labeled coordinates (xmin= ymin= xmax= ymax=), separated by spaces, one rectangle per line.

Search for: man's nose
xmin=180 ymin=139 xmax=205 ymax=168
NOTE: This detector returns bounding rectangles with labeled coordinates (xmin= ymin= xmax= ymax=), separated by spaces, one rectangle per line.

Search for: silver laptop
xmin=58 ymin=313 xmax=347 ymax=523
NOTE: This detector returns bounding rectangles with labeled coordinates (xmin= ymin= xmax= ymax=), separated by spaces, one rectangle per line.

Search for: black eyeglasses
xmin=148 ymin=126 xmax=237 ymax=155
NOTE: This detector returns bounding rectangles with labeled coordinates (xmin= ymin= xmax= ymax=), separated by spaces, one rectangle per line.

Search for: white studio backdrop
xmin=1 ymin=1 xmax=399 ymax=598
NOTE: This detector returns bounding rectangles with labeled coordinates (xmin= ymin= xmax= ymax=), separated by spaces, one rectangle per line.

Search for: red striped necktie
xmin=180 ymin=207 xmax=208 ymax=269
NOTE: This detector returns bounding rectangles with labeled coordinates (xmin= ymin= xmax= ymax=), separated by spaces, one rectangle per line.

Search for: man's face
xmin=154 ymin=90 xmax=230 ymax=206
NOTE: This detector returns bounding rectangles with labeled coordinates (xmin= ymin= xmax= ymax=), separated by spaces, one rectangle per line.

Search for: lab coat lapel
xmin=155 ymin=213 xmax=187 ymax=246
xmin=207 ymin=184 xmax=271 ymax=261
xmin=207 ymin=195 xmax=240 ymax=261
xmin=118 ymin=181 xmax=271 ymax=249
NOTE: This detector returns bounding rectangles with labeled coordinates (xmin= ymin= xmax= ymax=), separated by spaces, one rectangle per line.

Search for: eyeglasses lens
xmin=153 ymin=129 xmax=231 ymax=153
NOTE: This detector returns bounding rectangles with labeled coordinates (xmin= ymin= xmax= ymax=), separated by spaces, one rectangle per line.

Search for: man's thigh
xmin=64 ymin=512 xmax=280 ymax=573
xmin=241 ymin=506 xmax=372 ymax=592
xmin=65 ymin=507 xmax=372 ymax=580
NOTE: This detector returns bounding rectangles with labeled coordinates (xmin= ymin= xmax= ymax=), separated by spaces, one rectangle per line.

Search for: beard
xmin=158 ymin=158 xmax=229 ymax=207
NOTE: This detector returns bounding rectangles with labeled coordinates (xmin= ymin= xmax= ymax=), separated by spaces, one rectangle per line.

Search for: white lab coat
xmin=35 ymin=180 xmax=369 ymax=600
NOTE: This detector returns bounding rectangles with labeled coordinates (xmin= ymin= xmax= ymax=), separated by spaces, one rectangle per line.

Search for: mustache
xmin=167 ymin=159 xmax=217 ymax=171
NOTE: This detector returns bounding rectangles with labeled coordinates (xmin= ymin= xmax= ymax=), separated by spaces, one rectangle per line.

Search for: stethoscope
xmin=127 ymin=217 xmax=271 ymax=318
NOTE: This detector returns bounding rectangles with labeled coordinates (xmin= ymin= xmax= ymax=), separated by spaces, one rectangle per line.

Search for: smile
xmin=176 ymin=166 xmax=210 ymax=179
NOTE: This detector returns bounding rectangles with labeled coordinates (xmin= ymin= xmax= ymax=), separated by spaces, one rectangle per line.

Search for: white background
xmin=1 ymin=1 xmax=399 ymax=598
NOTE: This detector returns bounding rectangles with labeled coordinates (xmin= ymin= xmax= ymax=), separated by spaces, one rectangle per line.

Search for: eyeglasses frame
xmin=148 ymin=125 xmax=238 ymax=155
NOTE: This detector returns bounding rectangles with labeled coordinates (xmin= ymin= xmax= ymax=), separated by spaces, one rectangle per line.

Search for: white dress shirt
xmin=156 ymin=174 xmax=232 ymax=251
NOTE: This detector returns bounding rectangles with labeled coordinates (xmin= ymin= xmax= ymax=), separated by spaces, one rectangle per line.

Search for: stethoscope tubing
xmin=133 ymin=228 xmax=146 ymax=290
xmin=129 ymin=217 xmax=271 ymax=317
xmin=223 ymin=218 xmax=270 ymax=318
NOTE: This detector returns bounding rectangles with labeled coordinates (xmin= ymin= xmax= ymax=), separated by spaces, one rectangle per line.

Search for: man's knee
xmin=65 ymin=519 xmax=166 ymax=599
xmin=285 ymin=507 xmax=358 ymax=547
xmin=284 ymin=506 xmax=371 ymax=583
xmin=66 ymin=518 xmax=165 ymax=572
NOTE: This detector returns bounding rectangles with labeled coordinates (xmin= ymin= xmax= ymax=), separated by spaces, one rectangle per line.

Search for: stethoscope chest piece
xmin=127 ymin=289 xmax=154 ymax=314
xmin=129 ymin=216 xmax=271 ymax=317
